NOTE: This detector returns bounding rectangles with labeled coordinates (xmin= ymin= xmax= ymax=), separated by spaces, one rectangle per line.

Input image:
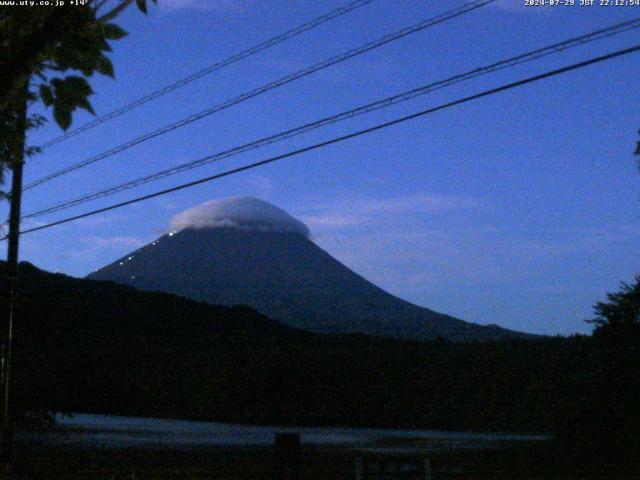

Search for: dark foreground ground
xmin=10 ymin=437 xmax=636 ymax=480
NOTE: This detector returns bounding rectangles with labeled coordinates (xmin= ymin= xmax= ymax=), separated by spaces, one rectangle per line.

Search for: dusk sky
xmin=4 ymin=0 xmax=640 ymax=336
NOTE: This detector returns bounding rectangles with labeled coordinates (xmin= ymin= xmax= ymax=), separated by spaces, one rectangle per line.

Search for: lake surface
xmin=17 ymin=413 xmax=549 ymax=451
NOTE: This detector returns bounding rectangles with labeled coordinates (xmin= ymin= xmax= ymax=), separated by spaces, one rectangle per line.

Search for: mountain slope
xmin=0 ymin=261 xmax=569 ymax=433
xmin=88 ymin=227 xmax=526 ymax=341
xmin=8 ymin=260 xmax=318 ymax=350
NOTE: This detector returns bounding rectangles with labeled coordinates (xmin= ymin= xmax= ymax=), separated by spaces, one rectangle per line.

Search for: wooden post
xmin=424 ymin=457 xmax=432 ymax=480
xmin=274 ymin=432 xmax=301 ymax=480
xmin=355 ymin=455 xmax=364 ymax=480
xmin=1 ymin=81 xmax=27 ymax=480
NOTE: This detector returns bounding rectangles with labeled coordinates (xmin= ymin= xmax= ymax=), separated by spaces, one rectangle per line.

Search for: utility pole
xmin=0 ymin=84 xmax=27 ymax=479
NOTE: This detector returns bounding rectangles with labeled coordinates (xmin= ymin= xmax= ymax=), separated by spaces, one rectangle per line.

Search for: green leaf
xmin=48 ymin=76 xmax=96 ymax=129
xmin=64 ymin=76 xmax=94 ymax=97
xmin=39 ymin=85 xmax=54 ymax=106
xmin=100 ymin=38 xmax=113 ymax=53
xmin=104 ymin=23 xmax=128 ymax=40
xmin=77 ymin=98 xmax=95 ymax=115
xmin=96 ymin=55 xmax=114 ymax=78
xmin=136 ymin=0 xmax=147 ymax=14
xmin=53 ymin=104 xmax=72 ymax=131
xmin=76 ymin=58 xmax=96 ymax=77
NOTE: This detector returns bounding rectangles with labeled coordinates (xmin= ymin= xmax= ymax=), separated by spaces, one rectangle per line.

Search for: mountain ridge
xmin=88 ymin=227 xmax=530 ymax=341
xmin=0 ymin=260 xmax=565 ymax=433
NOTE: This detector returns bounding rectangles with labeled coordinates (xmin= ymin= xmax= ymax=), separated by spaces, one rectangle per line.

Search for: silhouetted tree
xmin=0 ymin=0 xmax=156 ymax=184
xmin=0 ymin=0 xmax=156 ymax=439
xmin=590 ymin=276 xmax=640 ymax=334
xmin=564 ymin=277 xmax=640 ymax=475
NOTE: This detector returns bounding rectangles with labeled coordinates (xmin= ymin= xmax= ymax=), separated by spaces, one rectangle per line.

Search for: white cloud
xmin=75 ymin=214 xmax=129 ymax=227
xmin=86 ymin=236 xmax=147 ymax=248
xmin=20 ymin=218 xmax=48 ymax=229
xmin=299 ymin=192 xmax=483 ymax=233
xmin=517 ymin=224 xmax=640 ymax=258
xmin=160 ymin=201 xmax=179 ymax=211
xmin=246 ymin=175 xmax=275 ymax=196
xmin=356 ymin=192 xmax=480 ymax=215
xmin=58 ymin=235 xmax=146 ymax=260
xmin=169 ymin=196 xmax=310 ymax=237
xmin=302 ymin=213 xmax=365 ymax=229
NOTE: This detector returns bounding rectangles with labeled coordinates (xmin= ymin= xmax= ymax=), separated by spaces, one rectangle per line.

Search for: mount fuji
xmin=88 ymin=197 xmax=527 ymax=341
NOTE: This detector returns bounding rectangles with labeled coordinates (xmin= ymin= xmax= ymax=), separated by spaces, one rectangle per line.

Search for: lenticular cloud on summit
xmin=90 ymin=196 xmax=527 ymax=341
xmin=169 ymin=196 xmax=310 ymax=238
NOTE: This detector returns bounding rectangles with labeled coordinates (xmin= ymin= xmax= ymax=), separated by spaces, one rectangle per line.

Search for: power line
xmin=28 ymin=0 xmax=492 ymax=188
xmin=37 ymin=0 xmax=374 ymax=150
xmin=16 ymin=43 xmax=640 ymax=238
xmin=22 ymin=16 xmax=640 ymax=220
xmin=24 ymin=0 xmax=495 ymax=191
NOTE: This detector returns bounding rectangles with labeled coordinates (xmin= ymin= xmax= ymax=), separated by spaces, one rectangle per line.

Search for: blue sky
xmin=5 ymin=0 xmax=640 ymax=335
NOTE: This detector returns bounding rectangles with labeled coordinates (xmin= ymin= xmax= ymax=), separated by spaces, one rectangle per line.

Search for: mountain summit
xmin=88 ymin=197 xmax=526 ymax=341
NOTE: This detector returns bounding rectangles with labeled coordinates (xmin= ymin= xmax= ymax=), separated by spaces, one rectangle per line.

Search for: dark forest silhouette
xmin=3 ymin=261 xmax=640 ymax=474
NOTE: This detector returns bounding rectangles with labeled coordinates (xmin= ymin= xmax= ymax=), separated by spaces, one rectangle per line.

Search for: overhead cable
xmin=23 ymin=17 xmax=640 ymax=219
xmin=37 ymin=0 xmax=375 ymax=150
xmin=16 ymin=43 xmax=640 ymax=237
xmin=24 ymin=0 xmax=495 ymax=190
